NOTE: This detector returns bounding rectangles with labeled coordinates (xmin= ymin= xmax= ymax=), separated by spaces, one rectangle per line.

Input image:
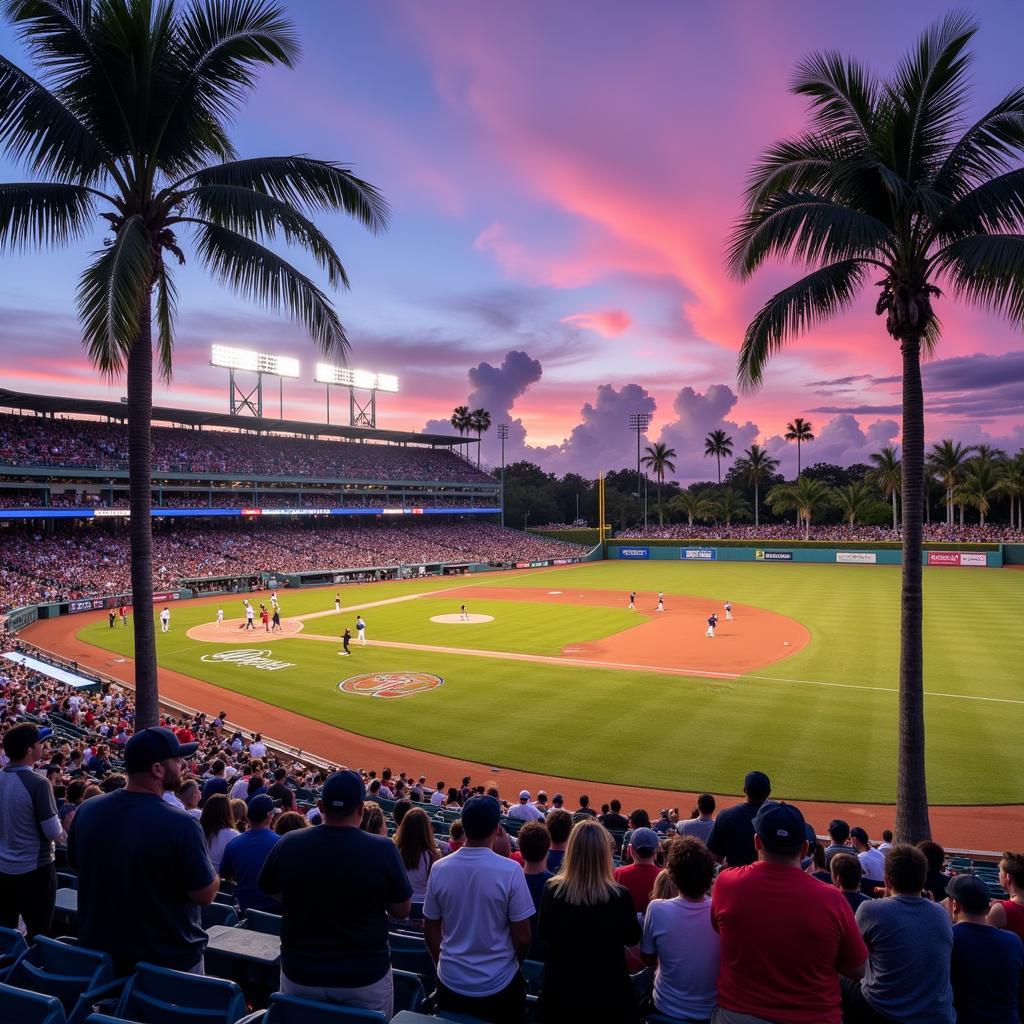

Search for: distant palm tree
xmin=766 ymin=477 xmax=834 ymax=540
xmin=835 ymin=480 xmax=875 ymax=525
xmin=784 ymin=418 xmax=815 ymax=477
xmin=668 ymin=489 xmax=716 ymax=528
xmin=450 ymin=405 xmax=471 ymax=441
xmin=734 ymin=443 xmax=780 ymax=526
xmin=703 ymin=429 xmax=734 ymax=485
xmin=996 ymin=451 xmax=1024 ymax=530
xmin=0 ymin=0 xmax=387 ymax=727
xmin=956 ymin=459 xmax=1003 ymax=526
xmin=469 ymin=408 xmax=491 ymax=467
xmin=641 ymin=442 xmax=678 ymax=524
xmin=868 ymin=447 xmax=902 ymax=530
xmin=927 ymin=440 xmax=972 ymax=527
xmin=728 ymin=12 xmax=1024 ymax=842
xmin=713 ymin=487 xmax=752 ymax=527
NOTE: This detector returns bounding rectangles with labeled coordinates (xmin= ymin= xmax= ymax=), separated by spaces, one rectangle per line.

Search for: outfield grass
xmin=77 ymin=562 xmax=1024 ymax=804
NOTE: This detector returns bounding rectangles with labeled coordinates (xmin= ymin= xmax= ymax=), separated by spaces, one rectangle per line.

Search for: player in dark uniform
xmin=339 ymin=628 xmax=352 ymax=656
xmin=705 ymin=613 xmax=718 ymax=638
xmin=628 ymin=591 xmax=636 ymax=610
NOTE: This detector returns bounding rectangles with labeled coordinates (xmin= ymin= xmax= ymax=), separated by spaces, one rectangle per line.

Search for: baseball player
xmin=261 ymin=605 xmax=270 ymax=632
xmin=628 ymin=591 xmax=636 ymax=611
xmin=119 ymin=603 xmax=128 ymax=626
xmin=334 ymin=593 xmax=342 ymax=613
xmin=244 ymin=600 xmax=255 ymax=630
xmin=460 ymin=603 xmax=468 ymax=621
xmin=725 ymin=600 xmax=733 ymax=621
xmin=270 ymin=591 xmax=279 ymax=611
xmin=216 ymin=607 xmax=224 ymax=628
xmin=159 ymin=607 xmax=171 ymax=633
xmin=339 ymin=628 xmax=352 ymax=656
xmin=705 ymin=613 xmax=718 ymax=639
xmin=356 ymin=615 xmax=367 ymax=645
xmin=271 ymin=607 xmax=282 ymax=632
xmin=656 ymin=592 xmax=665 ymax=612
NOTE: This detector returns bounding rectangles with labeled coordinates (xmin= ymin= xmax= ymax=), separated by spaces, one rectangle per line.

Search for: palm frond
xmin=738 ymin=260 xmax=868 ymax=390
xmin=179 ymin=156 xmax=389 ymax=233
xmin=933 ymin=234 xmax=1024 ymax=324
xmin=184 ymin=183 xmax=349 ymax=288
xmin=154 ymin=257 xmax=177 ymax=383
xmin=191 ymin=219 xmax=347 ymax=355
xmin=0 ymin=181 xmax=94 ymax=250
xmin=935 ymin=168 xmax=1024 ymax=240
xmin=791 ymin=50 xmax=879 ymax=144
xmin=76 ymin=214 xmax=154 ymax=378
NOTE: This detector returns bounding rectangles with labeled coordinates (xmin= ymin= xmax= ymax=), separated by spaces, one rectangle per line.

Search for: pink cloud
xmin=560 ymin=309 xmax=632 ymax=338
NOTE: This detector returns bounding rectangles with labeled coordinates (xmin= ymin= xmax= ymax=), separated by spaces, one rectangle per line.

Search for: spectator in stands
xmin=394 ymin=806 xmax=441 ymax=903
xmin=678 ymin=793 xmax=716 ymax=844
xmin=831 ymin=853 xmax=872 ymax=913
xmin=516 ymin=820 xmax=552 ymax=959
xmin=390 ymin=798 xmax=412 ymax=829
xmin=538 ymin=819 xmax=642 ymax=1023
xmin=267 ymin=767 xmax=297 ymax=811
xmin=706 ymin=770 xmax=771 ymax=868
xmin=219 ymin=795 xmax=281 ymax=914
xmin=640 ymin=835 xmax=719 ymax=1022
xmin=711 ymin=801 xmax=867 ymax=1024
xmin=549 ymin=793 xmax=565 ymax=812
xmin=878 ymin=829 xmax=894 ymax=853
xmin=598 ymin=798 xmax=629 ymax=833
xmin=842 ymin=844 xmax=954 ymax=1024
xmin=545 ymin=809 xmax=573 ymax=874
xmin=230 ymin=798 xmax=248 ymax=832
xmin=614 ymin=826 xmax=663 ymax=916
xmin=177 ymin=779 xmax=201 ymax=818
xmin=200 ymin=793 xmax=238 ymax=871
xmin=360 ymin=801 xmax=387 ymax=836
xmin=201 ymin=760 xmax=228 ymax=805
xmin=423 ymin=795 xmax=534 ymax=1024
xmin=258 ymin=770 xmax=411 ymax=1018
xmin=68 ymin=727 xmax=218 ymax=975
xmin=918 ymin=840 xmax=951 ymax=902
xmin=988 ymin=851 xmax=1024 ymax=943
xmin=273 ymin=811 xmax=308 ymax=836
xmin=508 ymin=789 xmax=544 ymax=822
xmin=824 ymin=818 xmax=851 ymax=864
xmin=430 ymin=781 xmax=446 ymax=806
xmin=446 ymin=820 xmax=465 ymax=854
xmin=0 ymin=723 xmax=60 ymax=940
xmin=849 ymin=826 xmax=885 ymax=885
xmin=947 ymin=873 xmax=1024 ymax=1024
xmin=534 ymin=791 xmax=549 ymax=815
xmin=574 ymin=793 xmax=597 ymax=819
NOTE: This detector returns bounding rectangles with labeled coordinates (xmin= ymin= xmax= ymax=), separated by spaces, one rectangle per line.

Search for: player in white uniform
xmin=725 ymin=601 xmax=733 ymax=621
xmin=459 ymin=604 xmax=468 ymax=621
xmin=356 ymin=615 xmax=367 ymax=645
xmin=244 ymin=602 xmax=255 ymax=630
xmin=656 ymin=592 xmax=665 ymax=612
xmin=628 ymin=591 xmax=636 ymax=610
xmin=334 ymin=593 xmax=342 ymax=613
xmin=216 ymin=608 xmax=224 ymax=627
xmin=270 ymin=592 xmax=279 ymax=610
xmin=159 ymin=607 xmax=170 ymax=633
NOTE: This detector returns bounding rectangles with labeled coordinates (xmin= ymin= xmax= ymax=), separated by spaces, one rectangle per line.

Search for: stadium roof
xmin=0 ymin=389 xmax=472 ymax=447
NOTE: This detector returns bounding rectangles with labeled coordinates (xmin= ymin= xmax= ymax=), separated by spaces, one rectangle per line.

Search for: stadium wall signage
xmin=836 ymin=551 xmax=877 ymax=564
xmin=927 ymin=551 xmax=987 ymax=567
xmin=680 ymin=547 xmax=717 ymax=560
xmin=338 ymin=672 xmax=444 ymax=699
xmin=755 ymin=549 xmax=793 ymax=561
xmin=0 ymin=506 xmax=501 ymax=521
xmin=619 ymin=547 xmax=651 ymax=559
xmin=200 ymin=649 xmax=295 ymax=671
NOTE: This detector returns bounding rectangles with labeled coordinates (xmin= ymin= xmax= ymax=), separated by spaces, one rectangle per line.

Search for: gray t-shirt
xmin=678 ymin=817 xmax=715 ymax=844
xmin=856 ymin=895 xmax=954 ymax=1024
xmin=0 ymin=766 xmax=60 ymax=872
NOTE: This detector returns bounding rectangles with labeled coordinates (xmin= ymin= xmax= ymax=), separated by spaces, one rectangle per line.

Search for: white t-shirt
xmin=250 ymin=742 xmax=266 ymax=759
xmin=208 ymin=827 xmax=239 ymax=871
xmin=858 ymin=846 xmax=886 ymax=881
xmin=430 ymin=790 xmax=446 ymax=806
xmin=229 ymin=777 xmax=251 ymax=800
xmin=423 ymin=846 xmax=535 ymax=997
xmin=640 ymin=896 xmax=720 ymax=1020
xmin=162 ymin=790 xmax=184 ymax=810
xmin=507 ymin=802 xmax=544 ymax=822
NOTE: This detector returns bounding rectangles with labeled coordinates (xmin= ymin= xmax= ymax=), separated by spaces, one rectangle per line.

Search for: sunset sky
xmin=2 ymin=1 xmax=1023 ymax=481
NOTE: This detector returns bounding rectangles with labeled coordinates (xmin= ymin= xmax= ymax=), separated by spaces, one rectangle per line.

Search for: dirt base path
xmin=20 ymin=585 xmax=1024 ymax=852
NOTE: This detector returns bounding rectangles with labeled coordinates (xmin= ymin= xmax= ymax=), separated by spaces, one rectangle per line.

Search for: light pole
xmin=629 ymin=412 xmax=651 ymax=528
xmin=497 ymin=424 xmax=509 ymax=529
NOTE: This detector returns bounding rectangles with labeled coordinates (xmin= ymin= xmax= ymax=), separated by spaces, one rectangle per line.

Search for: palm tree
xmin=468 ymin=408 xmax=491 ymax=467
xmin=956 ymin=458 xmax=1003 ymax=526
xmin=926 ymin=440 xmax=972 ymax=527
xmin=703 ymin=429 xmax=734 ymax=485
xmin=734 ymin=443 xmax=780 ymax=526
xmin=868 ymin=447 xmax=902 ymax=530
xmin=728 ymin=13 xmax=1024 ymax=842
xmin=784 ymin=418 xmax=815 ymax=476
xmin=450 ymin=405 xmax=471 ymax=436
xmin=0 ymin=0 xmax=387 ymax=727
xmin=766 ymin=477 xmax=834 ymax=540
xmin=713 ymin=487 xmax=752 ymax=527
xmin=668 ymin=488 xmax=716 ymax=528
xmin=996 ymin=451 xmax=1024 ymax=530
xmin=641 ymin=442 xmax=678 ymax=524
xmin=835 ymin=480 xmax=875 ymax=525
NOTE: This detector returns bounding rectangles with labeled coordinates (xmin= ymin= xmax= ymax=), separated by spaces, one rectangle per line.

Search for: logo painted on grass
xmin=200 ymin=649 xmax=295 ymax=671
xmin=339 ymin=672 xmax=444 ymax=700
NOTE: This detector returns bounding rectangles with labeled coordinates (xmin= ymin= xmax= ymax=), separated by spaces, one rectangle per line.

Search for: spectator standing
xmin=68 ymin=727 xmax=218 ymax=975
xmin=711 ymin=801 xmax=867 ymax=1024
xmin=598 ymin=798 xmax=629 ymax=833
xmin=258 ymin=771 xmax=411 ymax=1018
xmin=918 ymin=840 xmax=951 ymax=903
xmin=850 ymin=827 xmax=885 ymax=884
xmin=200 ymin=794 xmax=238 ymax=871
xmin=706 ymin=770 xmax=771 ymax=868
xmin=516 ymin=821 xmax=552 ymax=960
xmin=0 ymin=723 xmax=60 ymax=940
xmin=394 ymin=807 xmax=441 ymax=903
xmin=219 ymin=795 xmax=281 ymax=913
xmin=423 ymin=795 xmax=534 ymax=1024
xmin=537 ymin=819 xmax=642 ymax=1023
xmin=614 ymin=827 xmax=663 ymax=916
xmin=640 ymin=836 xmax=720 ymax=1023
xmin=507 ymin=790 xmax=544 ymax=822
xmin=843 ymin=844 xmax=954 ymax=1024
xmin=201 ymin=759 xmax=228 ymax=805
xmin=988 ymin=851 xmax=1024 ymax=943
xmin=831 ymin=853 xmax=872 ymax=913
xmin=947 ymin=873 xmax=1024 ymax=1024
xmin=679 ymin=793 xmax=716 ymax=844
xmin=824 ymin=818 xmax=851 ymax=865
xmin=574 ymin=794 xmax=597 ymax=819
xmin=545 ymin=809 xmax=573 ymax=874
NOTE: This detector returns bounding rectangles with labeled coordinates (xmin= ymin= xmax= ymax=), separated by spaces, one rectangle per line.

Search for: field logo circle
xmin=338 ymin=672 xmax=444 ymax=700
xmin=200 ymin=648 xmax=295 ymax=671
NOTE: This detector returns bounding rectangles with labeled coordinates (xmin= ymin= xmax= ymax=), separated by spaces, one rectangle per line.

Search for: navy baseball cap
xmin=321 ymin=770 xmax=366 ymax=815
xmin=947 ymin=874 xmax=991 ymax=914
xmin=753 ymin=801 xmax=807 ymax=855
xmin=247 ymin=794 xmax=276 ymax=823
xmin=124 ymin=726 xmax=198 ymax=773
xmin=461 ymin=795 xmax=502 ymax=839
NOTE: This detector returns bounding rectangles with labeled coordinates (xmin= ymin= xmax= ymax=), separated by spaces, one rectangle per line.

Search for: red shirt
xmin=613 ymin=862 xmax=662 ymax=915
xmin=1000 ymin=899 xmax=1024 ymax=944
xmin=174 ymin=727 xmax=194 ymax=744
xmin=711 ymin=861 xmax=867 ymax=1024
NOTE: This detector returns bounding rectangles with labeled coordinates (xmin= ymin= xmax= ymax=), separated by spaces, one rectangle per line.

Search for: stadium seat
xmin=57 ymin=872 xmax=79 ymax=891
xmin=201 ymin=903 xmax=239 ymax=929
xmin=520 ymin=959 xmax=544 ymax=997
xmin=6 ymin=936 xmax=118 ymax=1020
xmin=237 ymin=910 xmax=282 ymax=936
xmin=387 ymin=933 xmax=436 ymax=987
xmin=235 ymin=993 xmax=386 ymax=1023
xmin=436 ymin=1012 xmax=490 ymax=1023
xmin=112 ymin=962 xmax=247 ymax=1024
xmin=392 ymin=968 xmax=429 ymax=1013
xmin=0 ymin=926 xmax=29 ymax=981
xmin=0 ymin=982 xmax=66 ymax=1024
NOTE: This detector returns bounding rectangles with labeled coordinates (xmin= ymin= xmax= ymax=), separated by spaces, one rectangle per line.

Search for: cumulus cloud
xmin=765 ymin=414 xmax=900 ymax=474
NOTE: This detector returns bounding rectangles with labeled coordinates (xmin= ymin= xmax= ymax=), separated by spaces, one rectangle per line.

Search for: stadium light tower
xmin=629 ymin=412 xmax=651 ymax=528
xmin=315 ymin=364 xmax=399 ymax=428
xmin=497 ymin=423 xmax=509 ymax=528
xmin=210 ymin=345 xmax=299 ymax=419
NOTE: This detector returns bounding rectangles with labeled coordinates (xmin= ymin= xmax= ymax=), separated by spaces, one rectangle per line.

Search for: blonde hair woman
xmin=538 ymin=819 xmax=642 ymax=1023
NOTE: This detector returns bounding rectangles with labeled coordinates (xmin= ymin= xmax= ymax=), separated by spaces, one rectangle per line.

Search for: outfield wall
xmin=607 ymin=542 xmax=1004 ymax=567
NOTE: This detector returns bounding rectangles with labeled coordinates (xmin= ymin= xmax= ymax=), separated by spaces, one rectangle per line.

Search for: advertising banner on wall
xmin=836 ymin=551 xmax=877 ymax=564
xmin=619 ymin=547 xmax=650 ymax=559
xmin=927 ymin=551 xmax=987 ymax=567
xmin=755 ymin=549 xmax=793 ymax=561
xmin=680 ymin=548 xmax=717 ymax=560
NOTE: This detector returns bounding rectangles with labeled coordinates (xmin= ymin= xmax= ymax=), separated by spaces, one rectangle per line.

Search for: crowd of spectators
xmin=617 ymin=522 xmax=1023 ymax=543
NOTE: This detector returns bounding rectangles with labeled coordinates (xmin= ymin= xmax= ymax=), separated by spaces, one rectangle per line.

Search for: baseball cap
xmin=947 ymin=874 xmax=991 ymax=914
xmin=753 ymin=801 xmax=807 ymax=855
xmin=461 ymin=795 xmax=502 ymax=839
xmin=743 ymin=770 xmax=771 ymax=799
xmin=519 ymin=790 xmax=531 ymax=801
xmin=247 ymin=794 xmax=275 ymax=823
xmin=321 ymin=770 xmax=366 ymax=815
xmin=629 ymin=827 xmax=661 ymax=853
xmin=2 ymin=723 xmax=53 ymax=759
xmin=124 ymin=727 xmax=198 ymax=773
xmin=850 ymin=826 xmax=870 ymax=845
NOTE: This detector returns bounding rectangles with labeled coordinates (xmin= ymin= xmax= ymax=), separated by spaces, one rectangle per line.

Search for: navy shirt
xmin=68 ymin=789 xmax=215 ymax=975
xmin=220 ymin=828 xmax=281 ymax=913
xmin=201 ymin=776 xmax=228 ymax=804
xmin=951 ymin=922 xmax=1024 ymax=1024
xmin=706 ymin=801 xmax=763 ymax=867
xmin=258 ymin=825 xmax=411 ymax=988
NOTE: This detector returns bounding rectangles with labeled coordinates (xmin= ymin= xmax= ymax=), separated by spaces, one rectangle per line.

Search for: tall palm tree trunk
xmin=892 ymin=489 xmax=898 ymax=531
xmin=127 ymin=295 xmax=159 ymax=729
xmin=895 ymin=336 xmax=930 ymax=843
xmin=657 ymin=478 xmax=663 ymax=525
xmin=716 ymin=454 xmax=721 ymax=485
xmin=797 ymin=439 xmax=801 ymax=477
xmin=754 ymin=481 xmax=759 ymax=527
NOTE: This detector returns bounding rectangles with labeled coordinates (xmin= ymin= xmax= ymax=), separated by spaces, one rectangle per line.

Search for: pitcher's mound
xmin=187 ymin=618 xmax=305 ymax=642
xmin=430 ymin=614 xmax=495 ymax=625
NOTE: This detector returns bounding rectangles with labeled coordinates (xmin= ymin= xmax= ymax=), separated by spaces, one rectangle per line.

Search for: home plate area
xmin=429 ymin=613 xmax=495 ymax=624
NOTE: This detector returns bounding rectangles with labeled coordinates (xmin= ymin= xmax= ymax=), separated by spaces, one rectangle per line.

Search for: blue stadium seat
xmin=57 ymin=872 xmax=79 ymax=891
xmin=201 ymin=903 xmax=239 ymax=929
xmin=0 ymin=982 xmax=66 ymax=1024
xmin=0 ymin=926 xmax=29 ymax=982
xmin=112 ymin=962 xmax=247 ymax=1023
xmin=6 ymin=936 xmax=117 ymax=1020
xmin=521 ymin=958 xmax=544 ymax=997
xmin=238 ymin=910 xmax=282 ymax=936
xmin=238 ymin=993 xmax=386 ymax=1023
xmin=392 ymin=968 xmax=428 ymax=1013
xmin=436 ymin=1012 xmax=490 ymax=1023
xmin=387 ymin=933 xmax=435 ymax=987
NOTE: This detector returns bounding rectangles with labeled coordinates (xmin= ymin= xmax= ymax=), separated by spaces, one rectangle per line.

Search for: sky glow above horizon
xmin=1 ymin=1 xmax=1023 ymax=480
